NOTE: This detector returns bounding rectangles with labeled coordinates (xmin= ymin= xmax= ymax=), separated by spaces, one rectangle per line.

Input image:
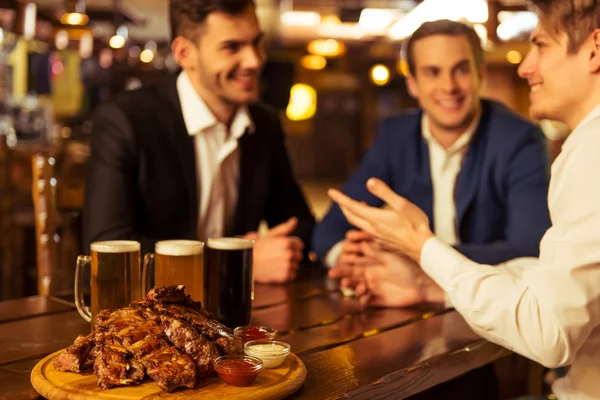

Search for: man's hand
xmin=246 ymin=217 xmax=304 ymax=284
xmin=327 ymin=230 xmax=376 ymax=294
xmin=328 ymin=230 xmax=374 ymax=284
xmin=354 ymin=242 xmax=445 ymax=308
xmin=328 ymin=178 xmax=433 ymax=262
xmin=337 ymin=230 xmax=376 ymax=267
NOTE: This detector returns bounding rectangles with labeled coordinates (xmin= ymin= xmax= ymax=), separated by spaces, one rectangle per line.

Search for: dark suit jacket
xmin=313 ymin=100 xmax=552 ymax=265
xmin=83 ymin=74 xmax=315 ymax=258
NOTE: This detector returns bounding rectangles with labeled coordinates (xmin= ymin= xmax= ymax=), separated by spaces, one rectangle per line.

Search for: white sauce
xmin=245 ymin=343 xmax=289 ymax=368
xmin=248 ymin=343 xmax=285 ymax=353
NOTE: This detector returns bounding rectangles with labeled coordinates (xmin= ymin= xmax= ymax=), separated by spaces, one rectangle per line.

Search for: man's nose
xmin=241 ymin=46 xmax=263 ymax=70
xmin=441 ymin=71 xmax=459 ymax=92
xmin=518 ymin=50 xmax=535 ymax=80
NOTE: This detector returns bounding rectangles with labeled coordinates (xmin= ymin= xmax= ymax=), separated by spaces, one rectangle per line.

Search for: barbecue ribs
xmin=54 ymin=285 xmax=243 ymax=392
xmin=53 ymin=333 xmax=94 ymax=373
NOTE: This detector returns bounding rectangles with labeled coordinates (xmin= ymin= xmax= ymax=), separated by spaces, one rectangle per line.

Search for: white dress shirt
xmin=421 ymin=103 xmax=600 ymax=400
xmin=176 ymin=71 xmax=254 ymax=241
xmin=422 ymin=114 xmax=478 ymax=246
xmin=324 ymin=113 xmax=479 ymax=268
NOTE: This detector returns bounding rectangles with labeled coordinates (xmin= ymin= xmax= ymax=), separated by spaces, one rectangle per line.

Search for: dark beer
xmin=204 ymin=238 xmax=253 ymax=328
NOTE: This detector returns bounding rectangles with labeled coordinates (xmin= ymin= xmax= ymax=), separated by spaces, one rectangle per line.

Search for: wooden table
xmin=0 ymin=267 xmax=510 ymax=400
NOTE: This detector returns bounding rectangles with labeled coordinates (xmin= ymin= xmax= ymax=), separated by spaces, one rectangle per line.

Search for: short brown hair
xmin=530 ymin=0 xmax=600 ymax=53
xmin=169 ymin=0 xmax=255 ymax=42
xmin=404 ymin=19 xmax=484 ymax=76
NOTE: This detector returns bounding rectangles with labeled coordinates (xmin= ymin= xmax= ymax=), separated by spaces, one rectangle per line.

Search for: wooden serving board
xmin=31 ymin=350 xmax=307 ymax=400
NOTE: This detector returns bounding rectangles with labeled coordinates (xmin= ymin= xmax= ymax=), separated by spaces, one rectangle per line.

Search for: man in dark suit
xmin=312 ymin=20 xmax=552 ymax=400
xmin=83 ymin=0 xmax=314 ymax=283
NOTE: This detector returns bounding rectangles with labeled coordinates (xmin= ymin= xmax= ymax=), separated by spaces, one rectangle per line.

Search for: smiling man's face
xmin=407 ymin=34 xmax=483 ymax=136
xmin=518 ymin=24 xmax=591 ymax=127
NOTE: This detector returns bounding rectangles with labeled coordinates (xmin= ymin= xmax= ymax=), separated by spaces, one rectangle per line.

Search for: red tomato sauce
xmin=239 ymin=327 xmax=271 ymax=343
xmin=215 ymin=359 xmax=261 ymax=386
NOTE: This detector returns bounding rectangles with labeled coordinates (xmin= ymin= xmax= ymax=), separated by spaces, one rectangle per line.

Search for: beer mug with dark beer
xmin=204 ymin=238 xmax=253 ymax=328
xmin=142 ymin=240 xmax=205 ymax=301
xmin=75 ymin=241 xmax=141 ymax=323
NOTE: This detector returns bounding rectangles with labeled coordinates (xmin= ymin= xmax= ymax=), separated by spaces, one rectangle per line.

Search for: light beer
xmin=154 ymin=240 xmax=204 ymax=301
xmin=205 ymin=238 xmax=253 ymax=328
xmin=88 ymin=241 xmax=141 ymax=322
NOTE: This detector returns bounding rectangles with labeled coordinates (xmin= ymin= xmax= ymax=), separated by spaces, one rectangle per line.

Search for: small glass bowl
xmin=234 ymin=326 xmax=278 ymax=343
xmin=213 ymin=355 xmax=264 ymax=387
xmin=244 ymin=340 xmax=291 ymax=369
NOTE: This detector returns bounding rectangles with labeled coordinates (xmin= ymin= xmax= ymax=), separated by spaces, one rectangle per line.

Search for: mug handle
xmin=142 ymin=253 xmax=155 ymax=295
xmin=74 ymin=255 xmax=92 ymax=323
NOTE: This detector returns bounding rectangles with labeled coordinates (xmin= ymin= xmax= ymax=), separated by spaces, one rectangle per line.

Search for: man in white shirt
xmin=328 ymin=1 xmax=600 ymax=398
xmin=313 ymin=20 xmax=551 ymax=301
xmin=84 ymin=0 xmax=315 ymax=284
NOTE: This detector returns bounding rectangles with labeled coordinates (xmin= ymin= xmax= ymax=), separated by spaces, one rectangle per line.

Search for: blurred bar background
xmin=0 ymin=0 xmax=554 ymax=300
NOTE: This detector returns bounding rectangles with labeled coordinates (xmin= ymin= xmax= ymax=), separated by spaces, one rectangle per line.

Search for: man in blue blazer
xmin=313 ymin=20 xmax=551 ymax=271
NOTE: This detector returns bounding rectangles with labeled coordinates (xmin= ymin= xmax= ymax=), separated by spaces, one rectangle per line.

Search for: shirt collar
xmin=421 ymin=111 xmax=480 ymax=155
xmin=176 ymin=71 xmax=255 ymax=139
xmin=561 ymin=102 xmax=600 ymax=153
xmin=574 ymin=102 xmax=600 ymax=131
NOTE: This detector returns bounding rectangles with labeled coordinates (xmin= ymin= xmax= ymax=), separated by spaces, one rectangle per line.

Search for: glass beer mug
xmin=204 ymin=238 xmax=253 ymax=328
xmin=75 ymin=240 xmax=141 ymax=323
xmin=142 ymin=240 xmax=205 ymax=301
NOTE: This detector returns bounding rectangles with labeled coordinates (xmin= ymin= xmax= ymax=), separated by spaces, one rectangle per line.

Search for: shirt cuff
xmin=323 ymin=240 xmax=344 ymax=269
xmin=420 ymin=237 xmax=470 ymax=295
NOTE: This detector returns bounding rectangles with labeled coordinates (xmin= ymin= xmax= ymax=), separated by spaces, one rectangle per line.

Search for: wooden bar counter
xmin=0 ymin=267 xmax=510 ymax=400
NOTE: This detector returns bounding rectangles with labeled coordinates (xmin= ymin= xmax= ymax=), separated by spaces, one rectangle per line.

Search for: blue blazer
xmin=313 ymin=100 xmax=552 ymax=265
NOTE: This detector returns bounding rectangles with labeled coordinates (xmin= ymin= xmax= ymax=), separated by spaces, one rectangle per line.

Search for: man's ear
xmin=589 ymin=29 xmax=600 ymax=73
xmin=171 ymin=36 xmax=197 ymax=71
xmin=406 ymin=73 xmax=419 ymax=99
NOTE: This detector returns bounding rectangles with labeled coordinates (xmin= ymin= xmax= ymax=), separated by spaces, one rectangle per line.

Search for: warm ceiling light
xmin=140 ymin=49 xmax=155 ymax=63
xmin=281 ymin=11 xmax=320 ymax=27
xmin=370 ymin=64 xmax=390 ymax=86
xmin=320 ymin=15 xmax=341 ymax=24
xmin=109 ymin=35 xmax=126 ymax=49
xmin=359 ymin=9 xmax=397 ymax=31
xmin=497 ymin=11 xmax=538 ymax=41
xmin=286 ymin=84 xmax=317 ymax=121
xmin=61 ymin=12 xmax=88 ymax=25
xmin=307 ymin=39 xmax=346 ymax=57
xmin=506 ymin=50 xmax=522 ymax=64
xmin=60 ymin=0 xmax=88 ymax=26
xmin=300 ymin=55 xmax=327 ymax=70
xmin=389 ymin=0 xmax=488 ymax=40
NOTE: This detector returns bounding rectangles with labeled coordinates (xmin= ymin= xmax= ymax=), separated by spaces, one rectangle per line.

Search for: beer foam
xmin=207 ymin=237 xmax=253 ymax=250
xmin=156 ymin=240 xmax=204 ymax=256
xmin=90 ymin=240 xmax=140 ymax=253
